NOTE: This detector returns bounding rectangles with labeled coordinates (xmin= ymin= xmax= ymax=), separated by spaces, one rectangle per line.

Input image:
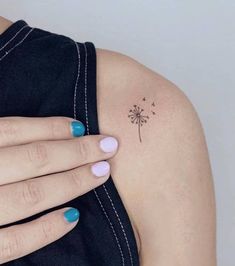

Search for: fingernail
xmin=64 ymin=207 xmax=80 ymax=223
xmin=70 ymin=121 xmax=85 ymax=137
xmin=99 ymin=137 xmax=118 ymax=152
xmin=91 ymin=161 xmax=110 ymax=177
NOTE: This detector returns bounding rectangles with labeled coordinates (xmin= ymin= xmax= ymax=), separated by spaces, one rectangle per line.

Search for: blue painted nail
xmin=64 ymin=208 xmax=80 ymax=223
xmin=71 ymin=121 xmax=85 ymax=137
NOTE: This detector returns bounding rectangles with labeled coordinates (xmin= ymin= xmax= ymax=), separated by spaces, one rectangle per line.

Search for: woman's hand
xmin=0 ymin=116 xmax=118 ymax=264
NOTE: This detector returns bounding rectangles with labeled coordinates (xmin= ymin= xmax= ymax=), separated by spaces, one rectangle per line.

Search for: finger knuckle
xmin=0 ymin=231 xmax=23 ymax=263
xmin=26 ymin=142 xmax=49 ymax=169
xmin=0 ymin=119 xmax=19 ymax=145
xmin=66 ymin=170 xmax=83 ymax=190
xmin=49 ymin=117 xmax=70 ymax=139
xmin=39 ymin=218 xmax=55 ymax=242
xmin=76 ymin=139 xmax=90 ymax=163
xmin=21 ymin=180 xmax=45 ymax=206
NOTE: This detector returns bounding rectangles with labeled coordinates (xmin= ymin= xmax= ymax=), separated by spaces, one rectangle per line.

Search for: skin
xmin=96 ymin=49 xmax=217 ymax=265
xmin=0 ymin=17 xmax=217 ymax=265
xmin=0 ymin=16 xmax=11 ymax=33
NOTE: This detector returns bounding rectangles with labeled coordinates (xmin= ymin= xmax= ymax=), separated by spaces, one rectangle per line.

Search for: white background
xmin=1 ymin=1 xmax=234 ymax=265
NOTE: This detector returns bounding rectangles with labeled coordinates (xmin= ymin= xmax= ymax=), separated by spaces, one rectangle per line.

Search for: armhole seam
xmin=73 ymin=40 xmax=138 ymax=266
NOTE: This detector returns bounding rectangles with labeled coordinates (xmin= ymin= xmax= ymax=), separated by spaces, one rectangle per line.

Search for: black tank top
xmin=0 ymin=20 xmax=139 ymax=266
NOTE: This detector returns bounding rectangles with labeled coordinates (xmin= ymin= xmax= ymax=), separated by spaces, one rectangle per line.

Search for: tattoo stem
xmin=138 ymin=120 xmax=142 ymax=142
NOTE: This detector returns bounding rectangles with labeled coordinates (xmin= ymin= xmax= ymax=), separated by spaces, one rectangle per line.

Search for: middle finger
xmin=0 ymin=135 xmax=118 ymax=185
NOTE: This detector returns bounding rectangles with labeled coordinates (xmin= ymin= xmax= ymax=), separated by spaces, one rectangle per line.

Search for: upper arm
xmin=96 ymin=48 xmax=217 ymax=266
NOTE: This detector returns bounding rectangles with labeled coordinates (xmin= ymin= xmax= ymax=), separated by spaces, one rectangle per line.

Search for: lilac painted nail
xmin=99 ymin=137 xmax=118 ymax=153
xmin=91 ymin=161 xmax=110 ymax=177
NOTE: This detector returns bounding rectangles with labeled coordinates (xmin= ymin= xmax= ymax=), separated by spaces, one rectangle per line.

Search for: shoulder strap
xmin=76 ymin=41 xmax=140 ymax=266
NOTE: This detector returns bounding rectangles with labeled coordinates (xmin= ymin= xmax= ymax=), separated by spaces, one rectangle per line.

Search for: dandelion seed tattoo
xmin=128 ymin=98 xmax=156 ymax=143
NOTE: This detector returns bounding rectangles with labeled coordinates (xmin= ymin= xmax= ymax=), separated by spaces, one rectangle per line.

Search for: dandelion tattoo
xmin=128 ymin=98 xmax=156 ymax=143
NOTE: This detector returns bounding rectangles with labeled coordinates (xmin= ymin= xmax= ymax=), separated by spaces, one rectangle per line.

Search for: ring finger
xmin=0 ymin=160 xmax=110 ymax=226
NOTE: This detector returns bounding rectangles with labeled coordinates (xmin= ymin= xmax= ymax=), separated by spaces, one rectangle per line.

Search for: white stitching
xmin=83 ymin=43 xmax=90 ymax=135
xmin=103 ymin=185 xmax=134 ymax=266
xmin=83 ymin=42 xmax=126 ymax=265
xmin=93 ymin=189 xmax=125 ymax=266
xmin=73 ymin=42 xmax=81 ymax=120
xmin=0 ymin=24 xmax=28 ymax=51
xmin=0 ymin=28 xmax=34 ymax=62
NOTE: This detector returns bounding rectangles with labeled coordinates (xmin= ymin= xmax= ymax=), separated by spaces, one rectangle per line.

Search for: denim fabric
xmin=0 ymin=20 xmax=139 ymax=266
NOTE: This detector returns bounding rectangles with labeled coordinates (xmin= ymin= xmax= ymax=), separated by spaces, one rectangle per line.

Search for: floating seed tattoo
xmin=128 ymin=98 xmax=156 ymax=143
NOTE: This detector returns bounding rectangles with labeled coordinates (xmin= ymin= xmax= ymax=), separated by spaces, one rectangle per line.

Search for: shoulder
xmin=0 ymin=17 xmax=12 ymax=34
xmin=95 ymin=48 xmax=216 ymax=265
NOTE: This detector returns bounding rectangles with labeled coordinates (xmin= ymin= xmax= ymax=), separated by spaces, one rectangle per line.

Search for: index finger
xmin=0 ymin=116 xmax=85 ymax=148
